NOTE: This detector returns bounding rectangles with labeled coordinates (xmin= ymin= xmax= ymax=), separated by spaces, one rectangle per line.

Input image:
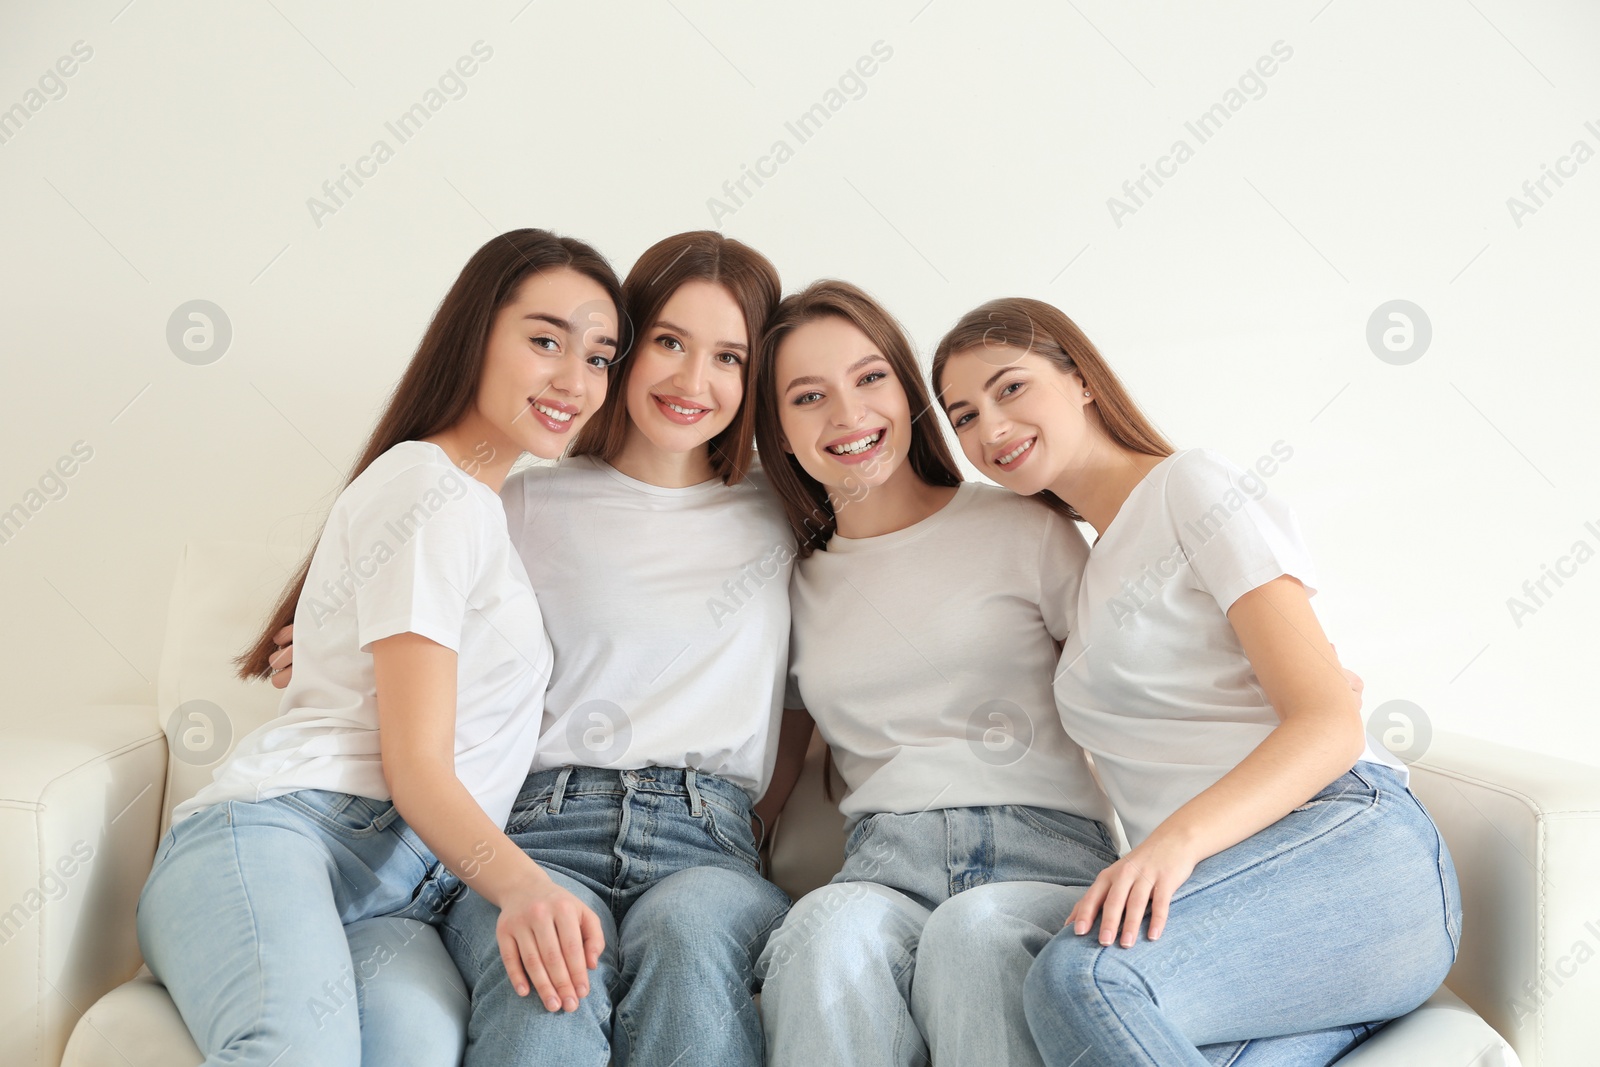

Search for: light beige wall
xmin=2 ymin=0 xmax=1596 ymax=768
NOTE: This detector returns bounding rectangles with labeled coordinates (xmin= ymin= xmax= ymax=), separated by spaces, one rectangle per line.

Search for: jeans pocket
xmin=504 ymin=789 xmax=554 ymax=836
xmin=1012 ymin=806 xmax=1120 ymax=866
xmin=279 ymin=789 xmax=399 ymax=839
xmin=702 ymin=800 xmax=761 ymax=869
xmin=151 ymin=823 xmax=179 ymax=868
xmin=843 ymin=812 xmax=883 ymax=858
xmin=1291 ymin=766 xmax=1380 ymax=813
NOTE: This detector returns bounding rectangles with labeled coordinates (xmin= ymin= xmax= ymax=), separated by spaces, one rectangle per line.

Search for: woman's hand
xmin=1067 ymin=829 xmax=1201 ymax=947
xmin=268 ymin=624 xmax=294 ymax=688
xmin=495 ymin=873 xmax=606 ymax=1013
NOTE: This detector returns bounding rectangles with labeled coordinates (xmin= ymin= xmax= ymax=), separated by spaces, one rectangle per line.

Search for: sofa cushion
xmin=1337 ymin=986 xmax=1520 ymax=1065
xmin=59 ymin=970 xmax=200 ymax=1067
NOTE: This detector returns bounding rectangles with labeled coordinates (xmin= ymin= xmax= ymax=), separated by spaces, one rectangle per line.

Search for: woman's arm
xmin=371 ymin=632 xmax=604 ymax=1014
xmin=753 ymin=707 xmax=816 ymax=845
xmin=1067 ymin=576 xmax=1366 ymax=947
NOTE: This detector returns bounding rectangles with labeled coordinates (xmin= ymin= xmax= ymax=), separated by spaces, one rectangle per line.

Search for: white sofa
xmin=4 ymin=541 xmax=1595 ymax=1066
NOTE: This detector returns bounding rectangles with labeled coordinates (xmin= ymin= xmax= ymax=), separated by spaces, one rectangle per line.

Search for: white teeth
xmin=534 ymin=402 xmax=572 ymax=422
xmin=996 ymin=439 xmax=1033 ymax=466
xmin=664 ymin=401 xmax=708 ymax=416
xmin=828 ymin=432 xmax=881 ymax=456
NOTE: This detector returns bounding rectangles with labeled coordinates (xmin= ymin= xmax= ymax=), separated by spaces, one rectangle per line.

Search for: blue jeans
xmin=135 ymin=789 xmax=464 ymax=1067
xmin=759 ymin=804 xmax=1119 ymax=1066
xmin=439 ymin=766 xmax=792 ymax=1067
xmin=1024 ymin=762 xmax=1463 ymax=1067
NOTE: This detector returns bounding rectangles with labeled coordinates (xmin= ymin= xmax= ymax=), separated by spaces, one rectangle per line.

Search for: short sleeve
xmin=1167 ymin=450 xmax=1318 ymax=613
xmin=1035 ymin=505 xmax=1092 ymax=641
xmin=348 ymin=461 xmax=485 ymax=653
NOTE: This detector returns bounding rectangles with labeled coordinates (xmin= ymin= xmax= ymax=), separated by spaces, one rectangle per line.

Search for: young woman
xmin=750 ymin=280 xmax=1121 ymax=1067
xmin=139 ymin=229 xmax=626 ymax=1067
xmin=280 ymin=231 xmax=809 ymax=1066
xmin=440 ymin=229 xmax=810 ymax=1067
xmin=933 ymin=298 xmax=1461 ymax=1067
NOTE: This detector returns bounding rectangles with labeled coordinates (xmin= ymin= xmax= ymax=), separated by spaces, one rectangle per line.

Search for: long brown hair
xmin=753 ymin=279 xmax=961 ymax=558
xmin=931 ymin=297 xmax=1172 ymax=521
xmin=569 ymin=231 xmax=779 ymax=486
xmin=235 ymin=228 xmax=625 ymax=679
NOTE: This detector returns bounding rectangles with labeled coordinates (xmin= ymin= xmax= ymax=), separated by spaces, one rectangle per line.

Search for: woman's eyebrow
xmin=785 ymin=353 xmax=886 ymax=393
xmin=655 ymin=319 xmax=748 ymax=353
xmin=525 ymin=311 xmax=617 ymax=348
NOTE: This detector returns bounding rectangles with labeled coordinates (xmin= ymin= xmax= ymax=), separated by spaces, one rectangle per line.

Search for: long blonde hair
xmin=932 ymin=297 xmax=1172 ymax=520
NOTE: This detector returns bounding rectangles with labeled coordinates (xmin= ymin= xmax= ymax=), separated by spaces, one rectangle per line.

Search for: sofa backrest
xmin=156 ymin=541 xmax=301 ymax=833
xmin=157 ymin=541 xmax=853 ymax=898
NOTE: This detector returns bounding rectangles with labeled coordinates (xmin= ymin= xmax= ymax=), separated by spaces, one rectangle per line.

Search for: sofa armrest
xmin=0 ymin=705 xmax=168 ymax=1067
xmin=1409 ymin=730 xmax=1600 ymax=1067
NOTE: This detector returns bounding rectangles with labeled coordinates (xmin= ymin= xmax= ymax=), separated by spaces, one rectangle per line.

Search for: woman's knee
xmin=920 ymin=882 xmax=1077 ymax=966
xmin=1025 ymin=931 xmax=1116 ymax=1029
xmin=626 ymin=866 xmax=788 ymax=958
xmin=758 ymin=883 xmax=914 ymax=989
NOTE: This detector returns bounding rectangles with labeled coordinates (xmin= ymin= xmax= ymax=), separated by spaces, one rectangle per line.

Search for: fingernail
xmin=564 ymin=997 xmax=577 ymax=1012
xmin=516 ymin=984 xmax=528 ymax=997
xmin=545 ymin=997 xmax=560 ymax=1011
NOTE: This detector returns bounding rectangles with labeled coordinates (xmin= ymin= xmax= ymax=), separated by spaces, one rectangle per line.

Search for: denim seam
xmin=1012 ymin=805 xmax=1120 ymax=863
xmin=278 ymin=791 xmax=393 ymax=840
xmin=547 ymin=766 xmax=573 ymax=813
xmin=1176 ymin=779 xmax=1378 ymax=904
xmin=392 ymin=824 xmax=435 ymax=877
xmin=702 ymin=805 xmax=761 ymax=869
xmin=887 ymin=943 xmax=922 ymax=1066
xmin=614 ymin=788 xmax=638 ymax=910
xmin=1408 ymin=788 xmax=1463 ymax=959
xmin=845 ymin=812 xmax=882 ymax=858
xmin=1088 ymin=943 xmax=1164 ymax=1067
xmin=685 ymin=768 xmax=705 ymax=816
xmin=222 ymin=803 xmax=269 ymax=1048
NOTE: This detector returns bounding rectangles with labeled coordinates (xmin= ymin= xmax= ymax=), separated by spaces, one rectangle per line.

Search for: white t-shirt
xmin=177 ymin=442 xmax=551 ymax=829
xmin=788 ymin=481 xmax=1116 ymax=831
xmin=1052 ymin=448 xmax=1405 ymax=848
xmin=503 ymin=455 xmax=793 ymax=799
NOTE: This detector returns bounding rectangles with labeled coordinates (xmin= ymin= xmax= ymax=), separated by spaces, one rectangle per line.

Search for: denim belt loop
xmin=547 ymin=767 xmax=573 ymax=815
xmin=685 ymin=768 xmax=705 ymax=817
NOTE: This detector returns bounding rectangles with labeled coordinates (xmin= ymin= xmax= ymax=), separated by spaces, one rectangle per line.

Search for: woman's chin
xmin=636 ymin=417 xmax=733 ymax=456
xmin=517 ymin=427 xmax=576 ymax=461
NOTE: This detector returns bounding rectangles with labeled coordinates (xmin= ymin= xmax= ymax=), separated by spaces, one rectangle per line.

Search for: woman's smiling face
xmin=774 ymin=315 xmax=911 ymax=494
xmin=476 ymin=267 xmax=619 ymax=460
xmin=622 ymin=279 xmax=750 ymax=455
xmin=939 ymin=345 xmax=1093 ymax=495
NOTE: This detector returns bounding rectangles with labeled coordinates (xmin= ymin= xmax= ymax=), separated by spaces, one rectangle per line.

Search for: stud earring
xmin=1083 ymin=390 xmax=1091 ymax=397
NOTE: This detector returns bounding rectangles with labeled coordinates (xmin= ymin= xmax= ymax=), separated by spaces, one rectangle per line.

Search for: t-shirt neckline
xmin=1091 ymin=451 xmax=1183 ymax=551
xmin=825 ymin=481 xmax=975 ymax=554
xmin=575 ymin=454 xmax=728 ymax=498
